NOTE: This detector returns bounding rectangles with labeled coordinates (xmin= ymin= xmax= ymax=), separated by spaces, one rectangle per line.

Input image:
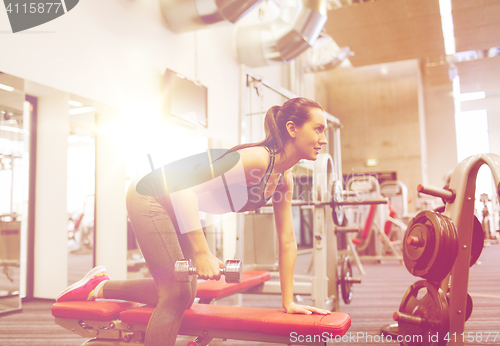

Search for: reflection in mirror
xmin=0 ymin=72 xmax=26 ymax=314
xmin=67 ymin=96 xmax=95 ymax=285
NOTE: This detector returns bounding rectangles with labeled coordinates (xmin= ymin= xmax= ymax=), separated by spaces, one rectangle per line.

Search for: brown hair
xmin=230 ymin=97 xmax=323 ymax=155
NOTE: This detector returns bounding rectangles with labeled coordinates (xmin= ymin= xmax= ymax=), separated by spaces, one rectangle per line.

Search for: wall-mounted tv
xmin=162 ymin=69 xmax=208 ymax=128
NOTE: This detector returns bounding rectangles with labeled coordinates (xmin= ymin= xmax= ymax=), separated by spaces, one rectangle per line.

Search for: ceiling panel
xmin=324 ymin=0 xmax=445 ymax=67
xmin=324 ymin=0 xmax=499 ymax=67
xmin=453 ymin=0 xmax=500 ymax=52
xmin=457 ymin=56 xmax=500 ymax=93
xmin=321 ymin=0 xmax=500 ymax=108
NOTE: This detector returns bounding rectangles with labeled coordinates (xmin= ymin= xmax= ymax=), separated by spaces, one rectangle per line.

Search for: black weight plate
xmin=341 ymin=256 xmax=353 ymax=304
xmin=470 ymin=215 xmax=484 ymax=267
xmin=403 ymin=211 xmax=438 ymax=278
xmin=426 ymin=213 xmax=458 ymax=282
xmin=398 ymin=280 xmax=449 ymax=346
xmin=433 ymin=207 xmax=482 ymax=268
xmin=403 ymin=211 xmax=458 ymax=281
xmin=446 ymin=292 xmax=473 ymax=322
xmin=466 ymin=293 xmax=473 ymax=322
xmin=331 ymin=181 xmax=345 ymax=226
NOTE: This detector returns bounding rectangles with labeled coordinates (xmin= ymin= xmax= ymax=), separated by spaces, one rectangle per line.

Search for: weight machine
xmin=237 ymin=153 xmax=397 ymax=311
xmin=345 ymin=175 xmax=403 ymax=262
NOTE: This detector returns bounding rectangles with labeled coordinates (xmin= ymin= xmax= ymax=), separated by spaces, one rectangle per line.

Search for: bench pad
xmin=52 ymin=300 xmax=138 ymax=320
xmin=120 ymin=304 xmax=351 ymax=337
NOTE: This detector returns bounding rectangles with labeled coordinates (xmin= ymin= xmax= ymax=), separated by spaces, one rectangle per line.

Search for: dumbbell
xmin=174 ymin=259 xmax=242 ymax=283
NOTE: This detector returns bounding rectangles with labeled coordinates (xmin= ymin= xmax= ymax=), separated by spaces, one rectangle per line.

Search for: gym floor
xmin=1 ymin=243 xmax=499 ymax=346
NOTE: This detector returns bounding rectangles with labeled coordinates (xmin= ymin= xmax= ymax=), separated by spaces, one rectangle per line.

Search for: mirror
xmin=0 ymin=72 xmax=27 ymax=314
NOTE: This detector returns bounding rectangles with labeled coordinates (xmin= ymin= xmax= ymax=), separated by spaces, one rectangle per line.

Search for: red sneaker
xmin=56 ymin=266 xmax=109 ymax=302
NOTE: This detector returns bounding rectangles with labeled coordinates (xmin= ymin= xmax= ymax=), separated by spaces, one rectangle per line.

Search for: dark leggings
xmin=102 ymin=182 xmax=197 ymax=346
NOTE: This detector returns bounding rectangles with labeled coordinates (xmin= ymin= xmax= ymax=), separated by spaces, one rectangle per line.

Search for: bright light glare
xmin=439 ymin=0 xmax=452 ymax=15
xmin=69 ymin=100 xmax=84 ymax=107
xmin=439 ymin=0 xmax=456 ymax=55
xmin=455 ymin=110 xmax=489 ymax=162
xmin=0 ymin=83 xmax=15 ymax=92
xmin=0 ymin=125 xmax=23 ymax=133
xmin=69 ymin=107 xmax=95 ymax=115
xmin=452 ymin=75 xmax=461 ymax=113
xmin=458 ymin=92 xmax=486 ymax=102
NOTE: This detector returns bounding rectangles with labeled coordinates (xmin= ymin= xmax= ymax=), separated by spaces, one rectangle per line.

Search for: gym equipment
xmin=386 ymin=153 xmax=500 ymax=346
xmin=446 ymin=291 xmax=473 ymax=323
xmin=346 ymin=176 xmax=402 ymax=261
xmin=52 ymin=300 xmax=351 ymax=346
xmin=331 ymin=180 xmax=345 ymax=226
xmin=196 ymin=270 xmax=270 ymax=304
xmin=433 ymin=206 xmax=484 ymax=267
xmin=174 ymin=259 xmax=242 ymax=283
xmin=402 ymin=210 xmax=458 ymax=282
xmin=240 ymin=153 xmax=367 ymax=311
xmin=380 ymin=180 xmax=409 ymax=221
xmin=469 ymin=216 xmax=485 ymax=266
xmin=338 ymin=256 xmax=361 ymax=304
xmin=394 ymin=280 xmax=449 ymax=346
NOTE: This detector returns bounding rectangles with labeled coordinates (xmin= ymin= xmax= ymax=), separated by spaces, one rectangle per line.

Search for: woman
xmin=57 ymin=97 xmax=330 ymax=346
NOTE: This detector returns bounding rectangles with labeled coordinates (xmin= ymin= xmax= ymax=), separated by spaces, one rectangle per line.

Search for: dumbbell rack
xmin=444 ymin=154 xmax=500 ymax=345
xmin=392 ymin=153 xmax=500 ymax=345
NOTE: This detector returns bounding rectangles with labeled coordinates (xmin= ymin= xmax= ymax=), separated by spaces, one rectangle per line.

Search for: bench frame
xmin=55 ymin=314 xmax=335 ymax=346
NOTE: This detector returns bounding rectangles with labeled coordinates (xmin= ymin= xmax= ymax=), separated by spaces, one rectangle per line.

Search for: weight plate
xmin=403 ymin=211 xmax=458 ymax=281
xmin=470 ymin=215 xmax=484 ymax=267
xmin=431 ymin=213 xmax=459 ymax=281
xmin=331 ymin=180 xmax=345 ymax=226
xmin=398 ymin=280 xmax=449 ymax=346
xmin=446 ymin=292 xmax=473 ymax=322
xmin=433 ymin=207 xmax=483 ymax=268
xmin=340 ymin=256 xmax=353 ymax=304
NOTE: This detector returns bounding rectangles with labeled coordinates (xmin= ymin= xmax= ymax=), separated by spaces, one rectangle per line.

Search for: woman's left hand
xmin=283 ymin=302 xmax=331 ymax=315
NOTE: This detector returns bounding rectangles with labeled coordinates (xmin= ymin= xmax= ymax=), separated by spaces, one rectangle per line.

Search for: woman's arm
xmin=171 ymin=188 xmax=224 ymax=279
xmin=272 ymin=170 xmax=330 ymax=315
xmin=271 ymin=171 xmax=296 ymax=309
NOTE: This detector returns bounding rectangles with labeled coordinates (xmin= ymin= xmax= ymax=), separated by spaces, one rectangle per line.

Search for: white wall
xmin=34 ymin=90 xmax=69 ymax=299
xmin=0 ymin=0 xmax=294 ymax=297
xmin=0 ymin=1 xmax=247 ymax=144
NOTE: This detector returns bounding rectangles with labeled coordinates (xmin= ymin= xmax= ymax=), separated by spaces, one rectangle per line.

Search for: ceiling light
xmin=0 ymin=125 xmax=23 ymax=134
xmin=439 ymin=0 xmax=455 ymax=55
xmin=0 ymin=83 xmax=15 ymax=92
xmin=458 ymin=92 xmax=486 ymax=102
xmin=69 ymin=100 xmax=84 ymax=107
xmin=69 ymin=106 xmax=95 ymax=115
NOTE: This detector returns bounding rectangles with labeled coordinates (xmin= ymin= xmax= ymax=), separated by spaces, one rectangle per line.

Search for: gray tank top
xmin=212 ymin=147 xmax=283 ymax=212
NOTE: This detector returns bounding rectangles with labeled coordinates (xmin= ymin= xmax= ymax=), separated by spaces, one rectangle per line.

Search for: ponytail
xmin=223 ymin=97 xmax=323 ymax=157
xmin=262 ymin=105 xmax=283 ymax=151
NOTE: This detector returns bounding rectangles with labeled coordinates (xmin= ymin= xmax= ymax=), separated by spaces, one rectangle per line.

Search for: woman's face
xmin=293 ymin=108 xmax=328 ymax=160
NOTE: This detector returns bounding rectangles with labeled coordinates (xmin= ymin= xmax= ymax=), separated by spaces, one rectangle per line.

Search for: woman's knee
xmin=159 ymin=283 xmax=195 ymax=311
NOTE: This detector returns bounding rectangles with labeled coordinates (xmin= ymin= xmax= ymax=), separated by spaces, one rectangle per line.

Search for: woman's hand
xmin=194 ymin=252 xmax=225 ymax=281
xmin=283 ymin=301 xmax=331 ymax=315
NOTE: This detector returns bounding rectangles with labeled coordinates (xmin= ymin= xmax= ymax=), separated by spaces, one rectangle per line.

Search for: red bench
xmin=52 ymin=300 xmax=351 ymax=346
xmin=196 ymin=270 xmax=270 ymax=303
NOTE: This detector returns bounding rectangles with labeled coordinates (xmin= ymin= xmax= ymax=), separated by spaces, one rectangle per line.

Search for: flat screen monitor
xmin=162 ymin=69 xmax=208 ymax=128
